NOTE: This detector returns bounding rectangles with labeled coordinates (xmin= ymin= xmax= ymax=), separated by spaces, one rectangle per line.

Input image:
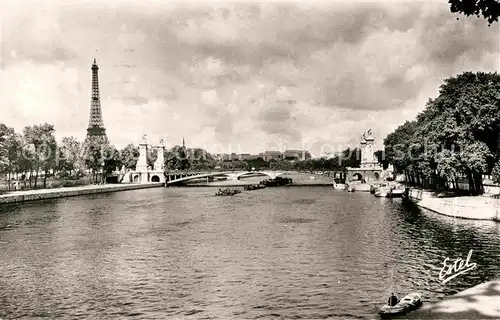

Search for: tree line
xmin=1 ymin=123 xmax=368 ymax=190
xmin=213 ymin=148 xmax=362 ymax=173
xmin=0 ymin=125 xmax=118 ymax=189
xmin=382 ymin=71 xmax=500 ymax=195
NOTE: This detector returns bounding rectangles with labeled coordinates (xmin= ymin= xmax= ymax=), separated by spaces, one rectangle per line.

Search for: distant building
xmin=238 ymin=153 xmax=261 ymax=160
xmin=262 ymin=151 xmax=283 ymax=161
xmin=283 ymin=150 xmax=312 ymax=161
xmin=215 ymin=153 xmax=229 ymax=161
xmin=216 ymin=153 xmax=261 ymax=161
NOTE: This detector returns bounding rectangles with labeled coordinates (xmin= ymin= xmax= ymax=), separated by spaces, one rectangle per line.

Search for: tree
xmin=188 ymin=148 xmax=216 ymax=171
xmin=0 ymin=125 xmax=23 ymax=189
xmin=82 ymin=136 xmax=109 ymax=183
xmin=40 ymin=135 xmax=58 ymax=188
xmin=448 ymin=0 xmax=500 ymax=25
xmin=459 ymin=141 xmax=491 ymax=194
xmin=384 ymin=71 xmax=500 ymax=193
xmin=245 ymin=157 xmax=267 ymax=170
xmin=102 ymin=145 xmax=122 ymax=180
xmin=23 ymin=123 xmax=57 ymax=188
xmin=492 ymin=159 xmax=500 ymax=184
xmin=120 ymin=144 xmax=140 ymax=170
xmin=164 ymin=145 xmax=190 ymax=171
xmin=0 ymin=123 xmax=11 ymax=173
xmin=436 ymin=149 xmax=462 ymax=189
xmin=57 ymin=136 xmax=83 ymax=178
xmin=147 ymin=148 xmax=158 ymax=169
xmin=374 ymin=150 xmax=390 ymax=170
xmin=340 ymin=148 xmax=361 ymax=168
xmin=384 ymin=120 xmax=418 ymax=175
xmin=18 ymin=142 xmax=35 ymax=189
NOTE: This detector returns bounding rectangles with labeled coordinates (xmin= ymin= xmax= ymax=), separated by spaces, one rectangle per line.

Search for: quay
xmin=406 ymin=188 xmax=500 ymax=222
xmin=406 ymin=278 xmax=500 ymax=319
xmin=0 ymin=183 xmax=163 ymax=205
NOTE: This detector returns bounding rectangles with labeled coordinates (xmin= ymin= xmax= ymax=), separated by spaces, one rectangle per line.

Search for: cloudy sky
xmin=1 ymin=0 xmax=499 ymax=156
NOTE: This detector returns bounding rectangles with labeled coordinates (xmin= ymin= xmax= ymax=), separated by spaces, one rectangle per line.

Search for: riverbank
xmin=0 ymin=183 xmax=163 ymax=205
xmin=406 ymin=278 xmax=500 ymax=319
xmin=407 ymin=188 xmax=500 ymax=222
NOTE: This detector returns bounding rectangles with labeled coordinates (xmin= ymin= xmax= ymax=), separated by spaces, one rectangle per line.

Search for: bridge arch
xmin=353 ymin=173 xmax=363 ymax=181
xmin=166 ymin=172 xmax=231 ymax=185
xmin=151 ymin=175 xmax=160 ymax=182
xmin=235 ymin=171 xmax=285 ymax=180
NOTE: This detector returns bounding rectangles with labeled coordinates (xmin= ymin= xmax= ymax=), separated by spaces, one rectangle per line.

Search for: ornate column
xmin=136 ymin=134 xmax=149 ymax=183
xmin=154 ymin=139 xmax=165 ymax=171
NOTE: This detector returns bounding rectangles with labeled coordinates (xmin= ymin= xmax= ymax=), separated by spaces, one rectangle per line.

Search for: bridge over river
xmin=165 ymin=170 xmax=286 ymax=186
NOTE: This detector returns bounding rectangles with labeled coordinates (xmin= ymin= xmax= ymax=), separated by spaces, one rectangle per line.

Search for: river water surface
xmin=1 ymin=186 xmax=499 ymax=319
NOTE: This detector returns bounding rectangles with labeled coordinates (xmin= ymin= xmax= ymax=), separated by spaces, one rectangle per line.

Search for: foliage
xmin=493 ymin=159 xmax=500 ymax=184
xmin=164 ymin=145 xmax=215 ymax=171
xmin=147 ymin=148 xmax=158 ymax=169
xmin=0 ymin=124 xmax=12 ymax=172
xmin=23 ymin=123 xmax=58 ymax=188
xmin=384 ymin=120 xmax=418 ymax=173
xmin=383 ymin=71 xmax=500 ymax=194
xmin=57 ymin=136 xmax=84 ymax=178
xmin=120 ymin=144 xmax=140 ymax=170
xmin=448 ymin=0 xmax=500 ymax=25
xmin=1 ymin=123 xmax=125 ymax=188
xmin=82 ymin=135 xmax=110 ymax=183
xmin=244 ymin=157 xmax=267 ymax=170
xmin=103 ymin=145 xmax=122 ymax=176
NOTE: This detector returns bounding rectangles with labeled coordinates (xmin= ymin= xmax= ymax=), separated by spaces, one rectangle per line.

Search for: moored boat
xmin=370 ymin=182 xmax=383 ymax=194
xmin=333 ymin=183 xmax=346 ymax=190
xmin=244 ymin=184 xmax=266 ymax=191
xmin=215 ymin=188 xmax=241 ymax=196
xmin=374 ymin=184 xmax=389 ymax=197
xmin=333 ymin=178 xmax=346 ymax=190
xmin=378 ymin=292 xmax=422 ymax=318
xmin=387 ymin=183 xmax=405 ymax=198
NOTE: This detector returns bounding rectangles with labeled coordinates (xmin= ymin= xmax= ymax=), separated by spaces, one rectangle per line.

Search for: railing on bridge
xmin=164 ymin=170 xmax=288 ymax=186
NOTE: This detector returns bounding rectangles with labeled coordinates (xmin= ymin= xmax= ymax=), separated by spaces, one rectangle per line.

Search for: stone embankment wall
xmin=407 ymin=188 xmax=500 ymax=221
xmin=0 ymin=183 xmax=163 ymax=205
xmin=406 ymin=278 xmax=500 ymax=319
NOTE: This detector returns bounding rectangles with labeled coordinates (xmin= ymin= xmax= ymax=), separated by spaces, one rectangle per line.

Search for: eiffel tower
xmin=85 ymin=58 xmax=108 ymax=142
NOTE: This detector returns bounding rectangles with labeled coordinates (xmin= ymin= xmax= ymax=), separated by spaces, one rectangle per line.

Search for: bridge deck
xmin=166 ymin=172 xmax=231 ymax=184
xmin=166 ymin=171 xmax=286 ymax=185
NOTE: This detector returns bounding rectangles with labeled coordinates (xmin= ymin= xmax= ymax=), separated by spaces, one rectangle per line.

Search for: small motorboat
xmin=378 ymin=292 xmax=422 ymax=318
xmin=333 ymin=178 xmax=346 ymax=190
xmin=244 ymin=184 xmax=266 ymax=191
xmin=333 ymin=182 xmax=346 ymax=190
xmin=215 ymin=188 xmax=241 ymax=196
xmin=387 ymin=185 xmax=404 ymax=198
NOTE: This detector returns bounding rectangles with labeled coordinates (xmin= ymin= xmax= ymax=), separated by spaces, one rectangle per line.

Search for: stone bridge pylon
xmin=126 ymin=134 xmax=165 ymax=184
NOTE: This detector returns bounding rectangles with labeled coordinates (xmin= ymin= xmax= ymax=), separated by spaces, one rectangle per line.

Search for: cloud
xmin=1 ymin=1 xmax=498 ymax=156
xmin=122 ymin=96 xmax=149 ymax=105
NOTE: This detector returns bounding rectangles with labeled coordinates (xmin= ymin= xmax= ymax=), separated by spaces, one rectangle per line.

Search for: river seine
xmin=1 ymin=186 xmax=499 ymax=319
